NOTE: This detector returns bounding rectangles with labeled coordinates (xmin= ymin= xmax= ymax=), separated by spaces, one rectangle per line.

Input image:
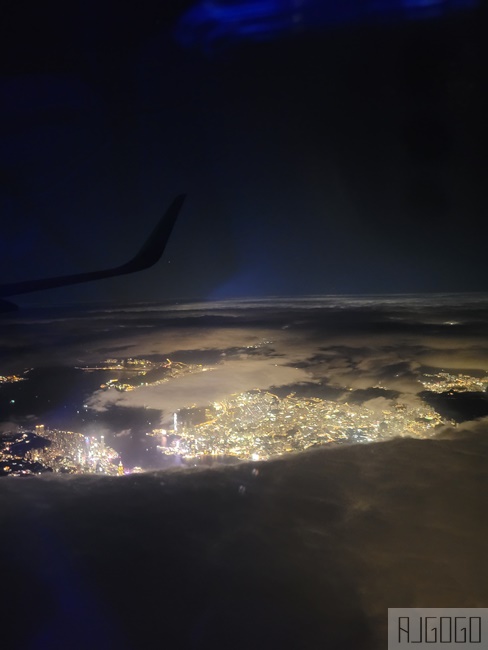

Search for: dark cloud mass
xmin=0 ymin=430 xmax=486 ymax=649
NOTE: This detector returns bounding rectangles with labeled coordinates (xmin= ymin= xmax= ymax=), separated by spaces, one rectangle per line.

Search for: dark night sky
xmin=0 ymin=0 xmax=487 ymax=306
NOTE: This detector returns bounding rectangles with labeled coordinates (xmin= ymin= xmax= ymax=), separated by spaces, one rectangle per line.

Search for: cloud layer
xmin=0 ymin=427 xmax=486 ymax=649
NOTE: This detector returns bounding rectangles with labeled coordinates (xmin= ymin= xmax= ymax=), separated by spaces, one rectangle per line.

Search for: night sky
xmin=1 ymin=0 xmax=487 ymax=306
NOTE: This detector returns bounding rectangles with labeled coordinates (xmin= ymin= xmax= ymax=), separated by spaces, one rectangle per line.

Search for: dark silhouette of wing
xmin=0 ymin=194 xmax=185 ymax=299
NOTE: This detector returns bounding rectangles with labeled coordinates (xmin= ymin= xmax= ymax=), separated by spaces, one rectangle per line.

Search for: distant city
xmin=2 ymin=357 xmax=485 ymax=477
xmin=419 ymin=372 xmax=488 ymax=394
xmin=77 ymin=356 xmax=214 ymax=392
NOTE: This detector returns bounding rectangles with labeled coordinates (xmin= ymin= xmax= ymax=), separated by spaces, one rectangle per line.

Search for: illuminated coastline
xmin=155 ymin=387 xmax=447 ymax=462
xmin=2 ymin=366 xmax=485 ymax=475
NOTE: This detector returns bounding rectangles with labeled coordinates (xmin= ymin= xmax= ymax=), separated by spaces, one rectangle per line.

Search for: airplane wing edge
xmin=0 ymin=194 xmax=186 ymax=299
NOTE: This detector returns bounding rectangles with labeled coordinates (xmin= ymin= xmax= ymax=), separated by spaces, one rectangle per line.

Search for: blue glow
xmin=176 ymin=0 xmax=479 ymax=50
xmin=204 ymin=0 xmax=283 ymax=20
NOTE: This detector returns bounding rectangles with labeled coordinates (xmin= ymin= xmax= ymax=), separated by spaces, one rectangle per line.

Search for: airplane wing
xmin=0 ymin=194 xmax=186 ymax=300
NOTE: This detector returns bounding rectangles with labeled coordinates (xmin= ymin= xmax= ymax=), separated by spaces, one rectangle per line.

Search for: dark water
xmin=0 ymin=367 xmax=107 ymax=425
xmin=0 ymin=366 xmax=253 ymax=470
xmin=421 ymin=390 xmax=488 ymax=422
xmin=0 ymin=367 xmax=167 ymax=468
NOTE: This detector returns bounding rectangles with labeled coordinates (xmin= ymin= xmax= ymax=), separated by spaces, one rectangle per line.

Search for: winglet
xmin=118 ymin=194 xmax=186 ymax=274
xmin=0 ymin=194 xmax=186 ymax=299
